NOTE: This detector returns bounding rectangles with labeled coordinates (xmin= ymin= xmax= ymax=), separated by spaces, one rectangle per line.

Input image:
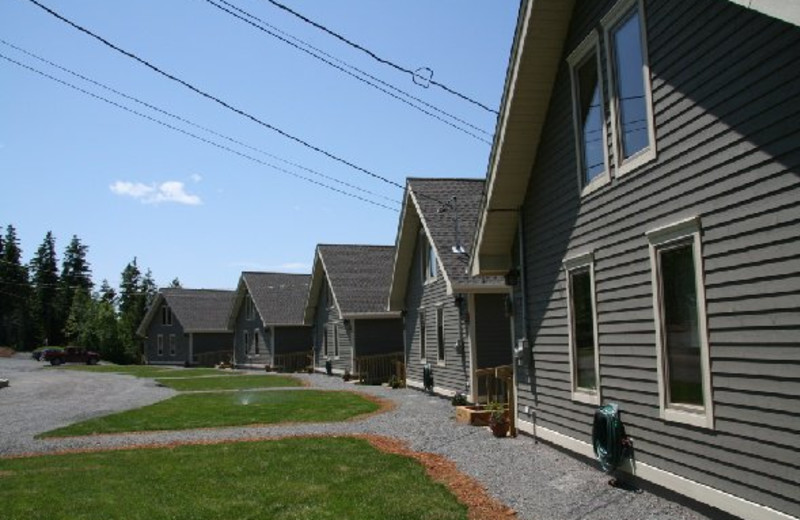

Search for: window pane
xmin=570 ymin=269 xmax=596 ymax=389
xmin=660 ymin=244 xmax=703 ymax=406
xmin=612 ymin=9 xmax=649 ymax=159
xmin=577 ymin=55 xmax=605 ymax=185
xmin=437 ymin=308 xmax=444 ymax=361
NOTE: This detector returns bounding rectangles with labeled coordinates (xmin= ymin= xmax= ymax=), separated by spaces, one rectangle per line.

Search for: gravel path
xmin=0 ymin=356 xmax=725 ymax=520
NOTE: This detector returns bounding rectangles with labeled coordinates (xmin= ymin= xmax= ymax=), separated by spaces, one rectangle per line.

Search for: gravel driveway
xmin=0 ymin=355 xmax=728 ymax=520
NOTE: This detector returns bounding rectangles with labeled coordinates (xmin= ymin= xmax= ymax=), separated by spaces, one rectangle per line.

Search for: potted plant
xmin=486 ymin=402 xmax=509 ymax=438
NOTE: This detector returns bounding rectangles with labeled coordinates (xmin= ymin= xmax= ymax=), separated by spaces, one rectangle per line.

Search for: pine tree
xmin=169 ymin=277 xmax=182 ymax=288
xmin=99 ymin=279 xmax=116 ymax=304
xmin=30 ymin=231 xmax=60 ymax=345
xmin=0 ymin=225 xmax=33 ymax=348
xmin=58 ymin=235 xmax=93 ymax=341
xmin=118 ymin=258 xmax=150 ymax=363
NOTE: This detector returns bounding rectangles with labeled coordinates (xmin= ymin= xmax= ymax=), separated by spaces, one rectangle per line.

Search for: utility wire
xmin=0 ymin=38 xmax=398 ymax=205
xmin=205 ymin=0 xmax=491 ymax=143
xmin=262 ymin=0 xmax=499 ymax=115
xmin=0 ymin=52 xmax=400 ymax=212
xmin=23 ymin=0 xmax=426 ymax=200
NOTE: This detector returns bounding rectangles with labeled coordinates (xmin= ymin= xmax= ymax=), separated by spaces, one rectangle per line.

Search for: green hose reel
xmin=592 ymin=403 xmax=631 ymax=473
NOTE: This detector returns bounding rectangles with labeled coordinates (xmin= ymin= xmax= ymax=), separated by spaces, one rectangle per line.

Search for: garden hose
xmin=592 ymin=403 xmax=630 ymax=473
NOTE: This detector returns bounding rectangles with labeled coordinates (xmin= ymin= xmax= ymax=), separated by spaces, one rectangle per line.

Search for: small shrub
xmin=388 ymin=375 xmax=404 ymax=389
xmin=343 ymin=370 xmax=351 ymax=382
xmin=451 ymin=392 xmax=468 ymax=406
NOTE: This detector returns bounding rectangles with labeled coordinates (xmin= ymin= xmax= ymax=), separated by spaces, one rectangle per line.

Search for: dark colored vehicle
xmin=43 ymin=347 xmax=100 ymax=366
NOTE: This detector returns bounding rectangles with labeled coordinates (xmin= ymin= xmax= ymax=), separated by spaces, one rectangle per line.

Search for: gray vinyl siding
xmin=404 ymin=234 xmax=470 ymax=394
xmin=513 ymin=0 xmax=800 ymax=516
xmin=354 ymin=318 xmax=404 ymax=356
xmin=232 ymin=292 xmax=269 ymax=366
xmin=274 ymin=326 xmax=312 ymax=355
xmin=312 ymin=276 xmax=353 ymax=373
xmin=474 ymin=293 xmax=513 ymax=369
xmin=144 ymin=309 xmax=188 ymax=365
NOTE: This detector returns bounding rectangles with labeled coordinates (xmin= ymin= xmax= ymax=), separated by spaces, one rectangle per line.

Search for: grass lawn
xmin=58 ymin=365 xmax=235 ymax=378
xmin=40 ymin=390 xmax=379 ymax=437
xmin=155 ymin=374 xmax=302 ymax=391
xmin=0 ymin=437 xmax=466 ymax=520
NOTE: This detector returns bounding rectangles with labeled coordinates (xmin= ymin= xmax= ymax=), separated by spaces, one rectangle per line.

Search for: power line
xmin=0 ymin=52 xmax=400 ymax=212
xmin=0 ymin=38 xmax=399 ymax=206
xmin=262 ymin=0 xmax=499 ymax=115
xmin=204 ymin=0 xmax=492 ymax=144
xmin=23 ymin=0 xmax=425 ymax=201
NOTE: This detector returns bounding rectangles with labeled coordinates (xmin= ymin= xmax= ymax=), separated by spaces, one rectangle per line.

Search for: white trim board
xmin=406 ymin=378 xmax=458 ymax=398
xmin=515 ymin=419 xmax=796 ymax=520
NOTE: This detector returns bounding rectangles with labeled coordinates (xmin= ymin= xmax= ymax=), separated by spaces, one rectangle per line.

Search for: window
xmin=244 ymin=330 xmax=250 ymax=354
xmin=647 ymin=217 xmax=713 ymax=428
xmin=157 ymin=334 xmax=164 ymax=356
xmin=161 ymin=305 xmax=172 ymax=326
xmin=254 ymin=330 xmax=260 ymax=354
xmin=323 ymin=326 xmax=328 ymax=357
xmin=564 ymin=252 xmax=600 ymax=404
xmin=333 ymin=324 xmax=339 ymax=358
xmin=603 ymin=0 xmax=656 ymax=175
xmin=568 ymin=31 xmax=609 ymax=194
xmin=436 ymin=307 xmax=445 ymax=364
xmin=169 ymin=334 xmax=176 ymax=356
xmin=246 ymin=298 xmax=255 ymax=321
xmin=422 ymin=236 xmax=438 ymax=282
xmin=419 ymin=309 xmax=427 ymax=360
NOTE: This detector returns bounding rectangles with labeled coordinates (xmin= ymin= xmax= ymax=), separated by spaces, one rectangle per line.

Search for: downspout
xmin=517 ymin=207 xmax=535 ymax=442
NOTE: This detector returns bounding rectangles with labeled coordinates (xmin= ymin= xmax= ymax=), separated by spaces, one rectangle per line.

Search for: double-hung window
xmin=333 ymin=324 xmax=340 ymax=358
xmin=647 ymin=217 xmax=713 ymax=429
xmin=602 ymin=0 xmax=656 ymax=175
xmin=254 ymin=330 xmax=260 ymax=355
xmin=169 ymin=334 xmax=176 ymax=356
xmin=422 ymin=236 xmax=438 ymax=283
xmin=157 ymin=334 xmax=164 ymax=356
xmin=244 ymin=330 xmax=250 ymax=354
xmin=161 ymin=305 xmax=172 ymax=326
xmin=564 ymin=252 xmax=600 ymax=404
xmin=323 ymin=326 xmax=328 ymax=357
xmin=568 ymin=31 xmax=610 ymax=195
xmin=436 ymin=307 xmax=445 ymax=365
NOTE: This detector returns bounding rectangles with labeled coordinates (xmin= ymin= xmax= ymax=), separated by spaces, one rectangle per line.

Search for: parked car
xmin=32 ymin=347 xmax=63 ymax=361
xmin=43 ymin=347 xmax=100 ymax=366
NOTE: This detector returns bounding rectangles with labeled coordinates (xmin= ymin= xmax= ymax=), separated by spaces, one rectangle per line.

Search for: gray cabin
xmin=304 ymin=244 xmax=404 ymax=380
xmin=138 ymin=288 xmax=234 ymax=366
xmin=228 ymin=272 xmax=312 ymax=371
xmin=388 ymin=178 xmax=512 ymax=400
xmin=470 ymin=1 xmax=800 ymax=519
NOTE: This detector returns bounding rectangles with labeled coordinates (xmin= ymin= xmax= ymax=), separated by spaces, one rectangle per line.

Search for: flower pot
xmin=490 ymin=420 xmax=510 ymax=438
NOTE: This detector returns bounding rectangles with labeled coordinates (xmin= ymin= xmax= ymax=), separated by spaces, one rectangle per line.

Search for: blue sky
xmin=0 ymin=0 xmax=519 ymax=290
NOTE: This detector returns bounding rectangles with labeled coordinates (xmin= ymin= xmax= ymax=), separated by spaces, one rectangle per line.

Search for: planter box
xmin=455 ymin=405 xmax=492 ymax=426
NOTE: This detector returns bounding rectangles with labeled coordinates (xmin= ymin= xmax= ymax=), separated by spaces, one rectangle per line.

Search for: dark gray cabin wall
xmin=514 ymin=0 xmax=800 ymax=515
xmin=312 ymin=275 xmax=329 ymax=368
xmin=191 ymin=332 xmax=233 ymax=358
xmin=232 ymin=291 xmax=269 ymax=365
xmin=474 ymin=293 xmax=513 ymax=369
xmin=353 ymin=318 xmax=404 ymax=356
xmin=144 ymin=310 xmax=189 ymax=364
xmin=312 ymin=276 xmax=354 ymax=372
xmin=403 ymin=233 xmax=470 ymax=394
xmin=273 ymin=326 xmax=312 ymax=355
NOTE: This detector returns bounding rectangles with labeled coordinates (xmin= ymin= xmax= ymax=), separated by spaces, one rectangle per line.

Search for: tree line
xmin=0 ymin=224 xmax=180 ymax=363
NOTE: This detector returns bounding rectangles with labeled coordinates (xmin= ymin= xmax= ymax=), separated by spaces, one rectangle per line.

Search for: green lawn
xmin=58 ymin=365 xmax=235 ymax=378
xmin=0 ymin=437 xmax=466 ymax=520
xmin=155 ymin=374 xmax=302 ymax=391
xmin=40 ymin=390 xmax=379 ymax=437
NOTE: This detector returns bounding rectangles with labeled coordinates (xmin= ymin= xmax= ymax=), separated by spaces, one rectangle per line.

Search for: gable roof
xmin=388 ymin=178 xmax=507 ymax=310
xmin=229 ymin=272 xmax=310 ymax=327
xmin=304 ymin=244 xmax=400 ymax=322
xmin=471 ymin=0 xmax=800 ymax=277
xmin=137 ymin=288 xmax=235 ymax=336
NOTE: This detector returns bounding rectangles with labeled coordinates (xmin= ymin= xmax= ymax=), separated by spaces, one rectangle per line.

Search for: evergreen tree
xmin=63 ymin=288 xmax=92 ymax=346
xmin=118 ymin=258 xmax=154 ymax=363
xmin=169 ymin=277 xmax=182 ymax=288
xmin=30 ymin=231 xmax=60 ymax=345
xmin=99 ymin=279 xmax=116 ymax=304
xmin=0 ymin=225 xmax=33 ymax=348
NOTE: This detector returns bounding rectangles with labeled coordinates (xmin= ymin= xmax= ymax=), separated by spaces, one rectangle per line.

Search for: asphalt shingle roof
xmin=160 ymin=289 xmax=235 ymax=332
xmin=408 ymin=178 xmax=505 ymax=287
xmin=242 ymin=272 xmax=310 ymax=325
xmin=318 ymin=245 xmax=396 ymax=315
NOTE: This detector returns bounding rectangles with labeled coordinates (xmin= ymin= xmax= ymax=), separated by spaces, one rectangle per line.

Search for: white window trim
xmin=436 ymin=305 xmax=446 ymax=367
xmin=422 ymin=234 xmax=438 ymax=285
xmin=162 ymin=305 xmax=172 ymax=326
xmin=602 ymin=0 xmax=657 ymax=177
xmin=567 ymin=30 xmax=611 ymax=197
xmin=419 ymin=307 xmax=427 ymax=363
xmin=563 ymin=251 xmax=601 ymax=405
xmin=646 ymin=216 xmax=714 ymax=429
xmin=157 ymin=334 xmax=164 ymax=356
xmin=169 ymin=334 xmax=176 ymax=356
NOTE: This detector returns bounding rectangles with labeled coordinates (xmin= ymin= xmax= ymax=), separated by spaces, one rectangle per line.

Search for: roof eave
xmin=471 ymin=0 xmax=575 ymax=276
xmin=341 ymin=311 xmax=403 ymax=320
xmin=387 ymin=186 xmax=420 ymax=311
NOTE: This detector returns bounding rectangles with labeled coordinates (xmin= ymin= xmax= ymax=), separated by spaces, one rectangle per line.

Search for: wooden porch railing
xmin=475 ymin=364 xmax=516 ymax=436
xmin=196 ymin=350 xmax=232 ymax=367
xmin=273 ymin=350 xmax=314 ymax=373
xmin=354 ymin=352 xmax=404 ymax=385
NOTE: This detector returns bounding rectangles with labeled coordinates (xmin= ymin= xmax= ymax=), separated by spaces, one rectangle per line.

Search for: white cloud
xmin=190 ymin=173 xmax=203 ymax=183
xmin=110 ymin=180 xmax=202 ymax=205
